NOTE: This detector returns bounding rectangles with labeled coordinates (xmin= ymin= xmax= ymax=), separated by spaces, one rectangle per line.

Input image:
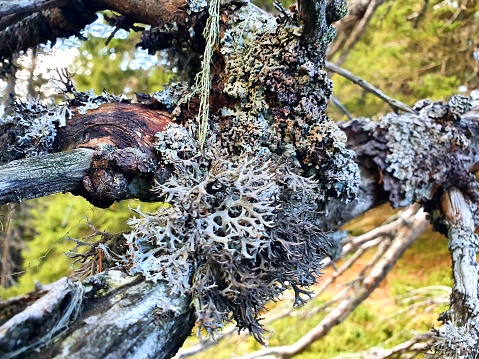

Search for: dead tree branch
xmin=325 ymin=61 xmax=416 ymax=114
xmin=0 ymin=149 xmax=93 ymax=204
xmin=0 ymin=271 xmax=195 ymax=359
xmin=327 ymin=0 xmax=387 ymax=64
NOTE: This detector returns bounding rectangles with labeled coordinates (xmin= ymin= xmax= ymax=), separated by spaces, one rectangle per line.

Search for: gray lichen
xmin=369 ymin=96 xmax=475 ymax=207
xmin=127 ymin=128 xmax=329 ymax=342
xmin=126 ymin=0 xmax=356 ymax=344
xmin=218 ymin=2 xmax=358 ymax=201
xmin=426 ymin=322 xmax=478 ymax=359
xmin=0 ymin=97 xmax=71 ymax=157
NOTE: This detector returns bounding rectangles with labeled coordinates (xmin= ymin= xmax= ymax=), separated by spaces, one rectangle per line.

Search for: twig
xmin=333 ymin=332 xmax=434 ymax=359
xmin=330 ymin=96 xmax=353 ymax=120
xmin=325 ymin=61 xmax=417 ymax=114
xmin=238 ymin=205 xmax=427 ymax=359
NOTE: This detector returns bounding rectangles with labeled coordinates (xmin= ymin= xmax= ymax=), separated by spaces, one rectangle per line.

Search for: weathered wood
xmin=0 ymin=272 xmax=195 ymax=359
xmin=0 ymin=148 xmax=93 ymax=204
xmin=431 ymin=187 xmax=479 ymax=357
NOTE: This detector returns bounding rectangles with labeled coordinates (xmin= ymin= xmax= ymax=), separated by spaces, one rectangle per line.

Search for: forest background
xmin=0 ymin=0 xmax=478 ymax=357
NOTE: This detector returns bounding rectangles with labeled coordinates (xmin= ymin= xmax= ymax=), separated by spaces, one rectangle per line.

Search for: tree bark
xmin=0 ymin=271 xmax=195 ymax=359
xmin=1 ymin=0 xmax=479 ymax=358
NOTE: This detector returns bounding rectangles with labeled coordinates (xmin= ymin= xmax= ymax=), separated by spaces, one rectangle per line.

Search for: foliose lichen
xmin=0 ymin=97 xmax=71 ymax=157
xmin=218 ymin=2 xmax=359 ymax=201
xmin=377 ymin=95 xmax=474 ymax=207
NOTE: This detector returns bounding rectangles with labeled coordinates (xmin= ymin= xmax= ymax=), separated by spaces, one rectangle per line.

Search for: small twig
xmin=325 ymin=61 xmax=417 ymax=114
xmin=333 ymin=332 xmax=433 ymax=359
xmin=413 ymin=0 xmax=429 ymax=29
xmin=330 ymin=96 xmax=353 ymax=120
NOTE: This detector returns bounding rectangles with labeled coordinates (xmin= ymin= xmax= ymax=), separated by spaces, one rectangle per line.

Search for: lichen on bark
xmin=124 ymin=0 xmax=359 ymax=344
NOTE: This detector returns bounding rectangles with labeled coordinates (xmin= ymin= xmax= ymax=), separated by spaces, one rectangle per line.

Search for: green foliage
xmin=328 ymin=0 xmax=479 ymax=120
xmin=0 ymin=194 xmax=158 ymax=299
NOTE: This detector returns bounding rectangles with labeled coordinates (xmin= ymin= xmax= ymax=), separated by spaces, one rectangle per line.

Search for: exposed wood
xmin=0 ymin=148 xmax=94 ymax=204
xmin=55 ymin=103 xmax=173 ymax=151
xmin=0 ymin=271 xmax=195 ymax=359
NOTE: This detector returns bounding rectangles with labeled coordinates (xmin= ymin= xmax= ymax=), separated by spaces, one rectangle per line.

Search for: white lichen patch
xmin=185 ymin=0 xmax=207 ymax=14
xmin=426 ymin=322 xmax=478 ymax=358
xmin=381 ymin=97 xmax=472 ymax=206
xmin=74 ymin=90 xmax=128 ymax=115
xmin=0 ymin=97 xmax=71 ymax=157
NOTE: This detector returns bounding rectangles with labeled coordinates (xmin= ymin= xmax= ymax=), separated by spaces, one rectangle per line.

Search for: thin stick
xmin=325 ymin=61 xmax=417 ymax=114
xmin=330 ymin=96 xmax=353 ymax=120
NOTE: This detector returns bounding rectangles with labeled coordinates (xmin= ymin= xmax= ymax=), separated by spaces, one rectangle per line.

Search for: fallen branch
xmin=239 ymin=205 xmax=427 ymax=359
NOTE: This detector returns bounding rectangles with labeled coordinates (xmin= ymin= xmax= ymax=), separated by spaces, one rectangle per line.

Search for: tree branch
xmin=0 ymin=148 xmax=93 ymax=204
xmin=0 ymin=271 xmax=195 ymax=359
xmin=325 ymin=61 xmax=416 ymax=114
xmin=0 ymin=0 xmax=209 ymax=61
xmin=427 ymin=187 xmax=479 ymax=356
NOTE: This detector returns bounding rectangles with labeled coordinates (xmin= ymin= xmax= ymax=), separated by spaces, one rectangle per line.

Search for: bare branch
xmin=325 ymin=61 xmax=416 ymax=114
xmin=0 ymin=148 xmax=93 ymax=204
xmin=330 ymin=95 xmax=353 ymax=120
xmin=427 ymin=187 xmax=479 ymax=355
xmin=328 ymin=0 xmax=386 ymax=62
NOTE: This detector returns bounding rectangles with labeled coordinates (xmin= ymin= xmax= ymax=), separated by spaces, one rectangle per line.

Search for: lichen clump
xmin=127 ymin=125 xmax=327 ymax=341
xmin=0 ymin=97 xmax=70 ymax=158
xmin=426 ymin=322 xmax=478 ymax=359
xmin=376 ymin=95 xmax=473 ymax=207
xmin=127 ymin=1 xmax=357 ymax=343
